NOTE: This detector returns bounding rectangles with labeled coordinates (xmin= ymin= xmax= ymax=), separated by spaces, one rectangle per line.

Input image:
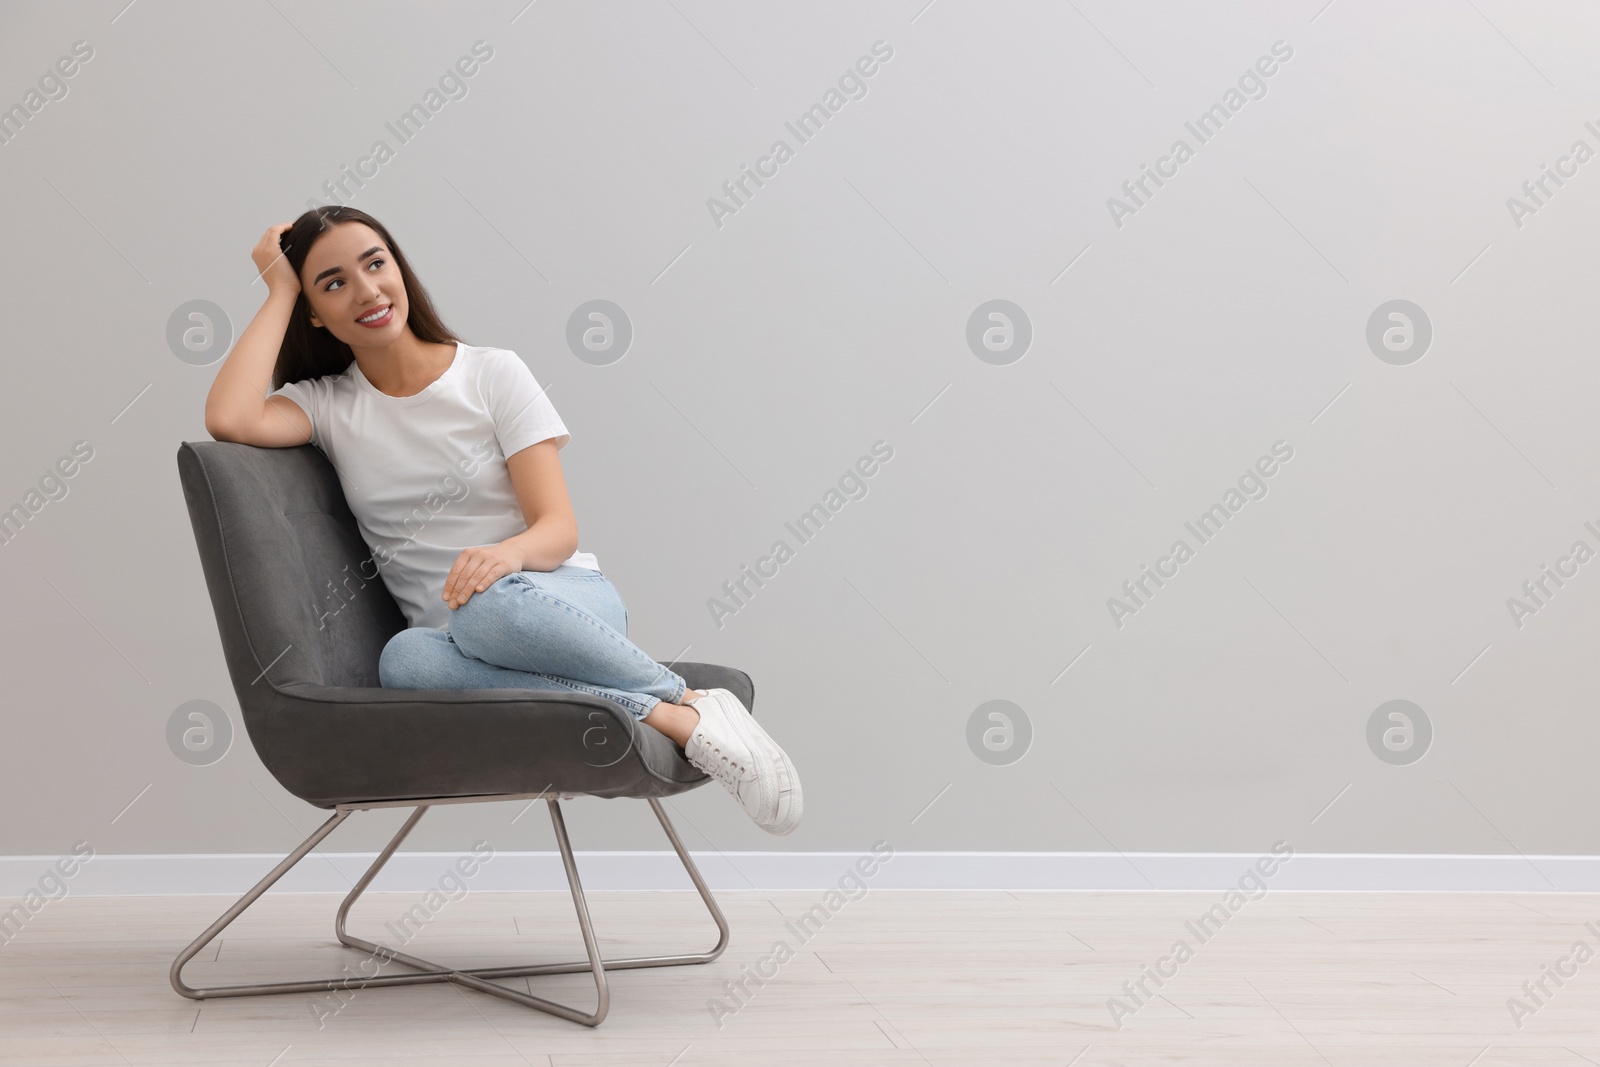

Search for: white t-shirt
xmin=270 ymin=341 xmax=599 ymax=631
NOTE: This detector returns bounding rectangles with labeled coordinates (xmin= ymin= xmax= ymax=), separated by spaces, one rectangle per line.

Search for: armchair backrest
xmin=176 ymin=441 xmax=406 ymax=712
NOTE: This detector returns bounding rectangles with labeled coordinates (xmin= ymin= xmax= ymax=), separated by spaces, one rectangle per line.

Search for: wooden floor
xmin=4 ymin=888 xmax=1600 ymax=1065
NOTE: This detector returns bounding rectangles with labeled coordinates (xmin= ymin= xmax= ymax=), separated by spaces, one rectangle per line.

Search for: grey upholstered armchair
xmin=170 ymin=439 xmax=744 ymax=1026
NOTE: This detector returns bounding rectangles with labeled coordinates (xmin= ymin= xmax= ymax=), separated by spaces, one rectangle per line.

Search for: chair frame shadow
xmin=169 ymin=791 xmax=729 ymax=1027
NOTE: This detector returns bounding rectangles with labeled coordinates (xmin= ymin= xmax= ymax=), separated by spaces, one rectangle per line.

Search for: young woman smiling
xmin=203 ymin=206 xmax=801 ymax=835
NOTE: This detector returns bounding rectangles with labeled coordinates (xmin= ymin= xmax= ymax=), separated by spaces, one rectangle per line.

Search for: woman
xmin=203 ymin=206 xmax=801 ymax=835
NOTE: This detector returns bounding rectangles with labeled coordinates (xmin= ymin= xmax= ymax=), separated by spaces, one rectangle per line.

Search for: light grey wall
xmin=2 ymin=0 xmax=1597 ymax=864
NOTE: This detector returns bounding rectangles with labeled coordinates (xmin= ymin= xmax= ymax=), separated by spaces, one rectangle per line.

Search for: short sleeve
xmin=269 ymin=376 xmax=327 ymax=450
xmin=484 ymin=349 xmax=570 ymax=458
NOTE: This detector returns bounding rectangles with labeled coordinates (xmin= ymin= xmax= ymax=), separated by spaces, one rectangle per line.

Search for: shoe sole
xmin=707 ymin=688 xmax=802 ymax=836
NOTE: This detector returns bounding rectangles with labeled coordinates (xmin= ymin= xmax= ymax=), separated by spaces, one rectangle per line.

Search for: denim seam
xmin=530 ymin=672 xmax=653 ymax=720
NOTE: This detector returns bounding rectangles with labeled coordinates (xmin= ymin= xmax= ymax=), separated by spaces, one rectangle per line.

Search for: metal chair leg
xmin=333 ymin=803 xmax=430 ymax=946
xmin=169 ymin=807 xmax=470 ymax=1000
xmin=332 ymin=799 xmax=611 ymax=1024
xmin=170 ymin=807 xmax=360 ymax=1000
xmin=170 ymin=794 xmax=731 ymax=1027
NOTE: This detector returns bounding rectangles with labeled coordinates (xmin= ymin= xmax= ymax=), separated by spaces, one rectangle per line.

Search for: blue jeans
xmin=378 ymin=565 xmax=688 ymax=721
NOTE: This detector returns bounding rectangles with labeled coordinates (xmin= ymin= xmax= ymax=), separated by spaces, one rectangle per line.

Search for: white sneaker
xmin=685 ymin=688 xmax=802 ymax=836
xmin=713 ymin=689 xmax=802 ymax=836
xmin=683 ymin=692 xmax=769 ymax=826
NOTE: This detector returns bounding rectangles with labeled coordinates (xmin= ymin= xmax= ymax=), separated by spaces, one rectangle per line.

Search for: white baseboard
xmin=6 ymin=851 xmax=1600 ymax=896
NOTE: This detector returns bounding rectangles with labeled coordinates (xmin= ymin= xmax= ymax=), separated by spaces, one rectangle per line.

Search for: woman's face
xmin=300 ymin=221 xmax=409 ymax=347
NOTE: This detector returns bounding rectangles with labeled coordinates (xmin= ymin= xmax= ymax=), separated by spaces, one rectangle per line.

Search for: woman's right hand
xmin=252 ymin=222 xmax=300 ymax=296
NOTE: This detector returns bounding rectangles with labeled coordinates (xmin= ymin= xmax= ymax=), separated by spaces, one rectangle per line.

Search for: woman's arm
xmin=204 ymin=223 xmax=311 ymax=446
xmin=441 ymin=439 xmax=580 ymax=610
xmin=502 ymin=439 xmax=580 ymax=569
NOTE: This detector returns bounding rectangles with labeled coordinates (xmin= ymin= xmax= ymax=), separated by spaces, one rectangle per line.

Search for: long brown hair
xmin=271 ymin=205 xmax=461 ymax=390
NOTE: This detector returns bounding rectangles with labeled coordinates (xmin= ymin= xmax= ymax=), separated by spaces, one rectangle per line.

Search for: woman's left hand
xmin=443 ymin=541 xmax=524 ymax=611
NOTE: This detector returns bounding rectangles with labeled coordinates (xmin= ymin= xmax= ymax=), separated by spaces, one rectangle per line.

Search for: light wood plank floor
xmin=3 ymin=889 xmax=1600 ymax=1065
